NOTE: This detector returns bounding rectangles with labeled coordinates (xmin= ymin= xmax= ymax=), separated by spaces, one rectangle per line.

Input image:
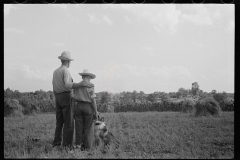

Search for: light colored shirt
xmin=52 ymin=65 xmax=73 ymax=94
xmin=73 ymin=81 xmax=96 ymax=103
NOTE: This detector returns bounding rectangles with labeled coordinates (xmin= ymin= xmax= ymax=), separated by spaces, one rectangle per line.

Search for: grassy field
xmin=4 ymin=111 xmax=234 ymax=158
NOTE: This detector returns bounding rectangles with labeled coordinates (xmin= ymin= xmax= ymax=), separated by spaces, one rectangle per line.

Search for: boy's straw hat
xmin=79 ymin=69 xmax=96 ymax=79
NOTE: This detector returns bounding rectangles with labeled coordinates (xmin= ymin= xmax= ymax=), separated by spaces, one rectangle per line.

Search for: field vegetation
xmin=4 ymin=112 xmax=234 ymax=158
xmin=4 ymin=83 xmax=234 ymax=158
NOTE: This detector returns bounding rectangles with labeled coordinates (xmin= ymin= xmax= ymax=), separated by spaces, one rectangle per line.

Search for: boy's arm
xmin=91 ymin=98 xmax=98 ymax=114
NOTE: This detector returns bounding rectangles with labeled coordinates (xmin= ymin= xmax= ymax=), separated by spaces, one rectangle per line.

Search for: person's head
xmin=79 ymin=69 xmax=96 ymax=82
xmin=58 ymin=51 xmax=73 ymax=68
xmin=82 ymin=75 xmax=92 ymax=82
xmin=61 ymin=59 xmax=71 ymax=68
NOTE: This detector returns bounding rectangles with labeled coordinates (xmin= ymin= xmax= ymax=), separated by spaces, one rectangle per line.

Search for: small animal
xmin=94 ymin=120 xmax=119 ymax=148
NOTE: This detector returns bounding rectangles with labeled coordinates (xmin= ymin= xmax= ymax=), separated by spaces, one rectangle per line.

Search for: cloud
xmin=4 ymin=28 xmax=25 ymax=34
xmin=87 ymin=13 xmax=101 ymax=24
xmin=196 ymin=74 xmax=207 ymax=80
xmin=143 ymin=47 xmax=154 ymax=52
xmin=102 ymin=15 xmax=113 ymax=25
xmin=209 ymin=69 xmax=234 ymax=93
xmin=102 ymin=4 xmax=181 ymax=34
xmin=143 ymin=47 xmax=155 ymax=56
xmin=87 ymin=13 xmax=113 ymax=26
xmin=180 ymin=4 xmax=221 ymax=26
xmin=5 ymin=63 xmax=51 ymax=81
xmin=94 ymin=63 xmax=194 ymax=93
xmin=215 ymin=69 xmax=234 ymax=78
xmin=124 ymin=15 xmax=132 ymax=23
xmin=54 ymin=42 xmax=65 ymax=47
xmin=227 ymin=20 xmax=234 ymax=33
xmin=120 ymin=4 xmax=181 ymax=34
xmin=191 ymin=42 xmax=203 ymax=48
xmin=4 ymin=4 xmax=17 ymax=16
xmin=22 ymin=64 xmax=50 ymax=81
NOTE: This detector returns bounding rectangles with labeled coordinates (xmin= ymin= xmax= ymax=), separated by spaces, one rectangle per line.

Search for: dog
xmin=94 ymin=114 xmax=119 ymax=148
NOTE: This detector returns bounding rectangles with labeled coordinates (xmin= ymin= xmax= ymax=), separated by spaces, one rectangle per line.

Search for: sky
xmin=4 ymin=4 xmax=234 ymax=94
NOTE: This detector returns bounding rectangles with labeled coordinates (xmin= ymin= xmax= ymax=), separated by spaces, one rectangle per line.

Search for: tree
xmin=111 ymin=93 xmax=121 ymax=105
xmin=191 ymin=82 xmax=200 ymax=96
xmin=178 ymin=88 xmax=188 ymax=97
xmin=146 ymin=93 xmax=157 ymax=103
xmin=50 ymin=93 xmax=54 ymax=100
xmin=213 ymin=92 xmax=227 ymax=107
xmin=169 ymin=92 xmax=177 ymax=98
xmin=198 ymin=90 xmax=204 ymax=97
xmin=120 ymin=91 xmax=133 ymax=104
xmin=211 ymin=90 xmax=217 ymax=95
xmin=100 ymin=92 xmax=111 ymax=104
xmin=139 ymin=91 xmax=145 ymax=102
xmin=176 ymin=92 xmax=181 ymax=98
xmin=5 ymin=88 xmax=13 ymax=99
xmin=161 ymin=93 xmax=170 ymax=102
xmin=13 ymin=90 xmax=22 ymax=99
xmin=131 ymin=90 xmax=138 ymax=103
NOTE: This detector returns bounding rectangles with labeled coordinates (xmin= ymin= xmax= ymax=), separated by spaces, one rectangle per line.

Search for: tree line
xmin=4 ymin=82 xmax=234 ymax=114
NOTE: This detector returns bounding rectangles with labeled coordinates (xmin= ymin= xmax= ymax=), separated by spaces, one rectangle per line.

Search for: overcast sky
xmin=4 ymin=4 xmax=234 ymax=94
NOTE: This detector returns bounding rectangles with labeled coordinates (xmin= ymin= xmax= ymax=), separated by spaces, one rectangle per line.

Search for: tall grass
xmin=4 ymin=112 xmax=234 ymax=158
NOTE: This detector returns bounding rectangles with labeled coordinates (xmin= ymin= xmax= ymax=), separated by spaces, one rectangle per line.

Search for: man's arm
xmin=63 ymin=69 xmax=94 ymax=89
xmin=90 ymin=87 xmax=98 ymax=115
xmin=72 ymin=81 xmax=94 ymax=89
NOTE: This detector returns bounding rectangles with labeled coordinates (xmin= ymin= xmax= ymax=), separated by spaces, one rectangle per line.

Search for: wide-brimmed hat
xmin=58 ymin=51 xmax=74 ymax=61
xmin=79 ymin=69 xmax=96 ymax=79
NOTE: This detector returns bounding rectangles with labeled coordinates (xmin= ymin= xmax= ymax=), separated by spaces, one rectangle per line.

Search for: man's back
xmin=53 ymin=65 xmax=72 ymax=94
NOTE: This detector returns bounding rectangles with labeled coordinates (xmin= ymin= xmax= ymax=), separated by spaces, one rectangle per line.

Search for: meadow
xmin=4 ymin=111 xmax=234 ymax=159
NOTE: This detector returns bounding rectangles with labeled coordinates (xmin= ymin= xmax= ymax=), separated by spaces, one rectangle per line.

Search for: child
xmin=72 ymin=69 xmax=98 ymax=150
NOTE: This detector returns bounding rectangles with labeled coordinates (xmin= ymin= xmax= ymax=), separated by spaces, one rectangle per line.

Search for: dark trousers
xmin=52 ymin=92 xmax=74 ymax=147
xmin=75 ymin=101 xmax=94 ymax=150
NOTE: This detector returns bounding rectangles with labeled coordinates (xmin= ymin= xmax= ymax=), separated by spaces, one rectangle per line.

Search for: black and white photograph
xmin=4 ymin=4 xmax=234 ymax=158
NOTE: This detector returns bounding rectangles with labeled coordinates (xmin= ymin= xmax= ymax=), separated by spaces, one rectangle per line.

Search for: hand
xmin=87 ymin=82 xmax=94 ymax=88
xmin=70 ymin=91 xmax=75 ymax=98
xmin=81 ymin=81 xmax=94 ymax=88
xmin=93 ymin=113 xmax=97 ymax=121
xmin=93 ymin=111 xmax=98 ymax=120
xmin=94 ymin=110 xmax=98 ymax=116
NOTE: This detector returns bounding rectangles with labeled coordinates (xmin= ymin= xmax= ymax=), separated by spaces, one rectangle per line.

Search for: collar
xmin=61 ymin=65 xmax=67 ymax=68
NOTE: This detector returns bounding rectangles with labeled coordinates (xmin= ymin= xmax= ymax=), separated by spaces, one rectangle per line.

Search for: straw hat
xmin=79 ymin=69 xmax=96 ymax=79
xmin=58 ymin=51 xmax=74 ymax=61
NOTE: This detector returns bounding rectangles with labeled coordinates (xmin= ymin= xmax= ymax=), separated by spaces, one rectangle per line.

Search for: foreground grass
xmin=4 ymin=112 xmax=234 ymax=158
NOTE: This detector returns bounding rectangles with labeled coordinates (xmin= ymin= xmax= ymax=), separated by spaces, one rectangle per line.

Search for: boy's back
xmin=73 ymin=82 xmax=96 ymax=103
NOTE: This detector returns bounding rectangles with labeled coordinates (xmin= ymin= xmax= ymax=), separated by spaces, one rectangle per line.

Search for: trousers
xmin=52 ymin=92 xmax=74 ymax=147
xmin=75 ymin=101 xmax=94 ymax=150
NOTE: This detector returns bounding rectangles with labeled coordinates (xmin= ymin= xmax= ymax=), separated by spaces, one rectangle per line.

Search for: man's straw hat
xmin=79 ymin=69 xmax=96 ymax=79
xmin=58 ymin=51 xmax=74 ymax=61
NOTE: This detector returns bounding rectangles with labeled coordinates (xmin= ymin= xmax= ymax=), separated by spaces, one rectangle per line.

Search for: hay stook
xmin=195 ymin=97 xmax=222 ymax=117
xmin=4 ymin=98 xmax=24 ymax=117
xmin=181 ymin=98 xmax=196 ymax=113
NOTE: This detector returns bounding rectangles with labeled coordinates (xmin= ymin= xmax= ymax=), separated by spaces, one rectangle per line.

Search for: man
xmin=52 ymin=51 xmax=94 ymax=147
